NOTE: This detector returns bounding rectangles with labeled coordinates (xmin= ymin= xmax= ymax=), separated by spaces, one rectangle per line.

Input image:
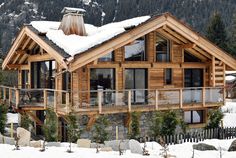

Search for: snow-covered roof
xmin=30 ymin=16 xmax=150 ymax=59
xmin=226 ymin=75 xmax=236 ymax=82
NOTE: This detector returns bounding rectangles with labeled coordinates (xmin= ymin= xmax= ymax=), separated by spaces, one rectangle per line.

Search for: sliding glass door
xmin=125 ymin=69 xmax=147 ymax=104
xmin=90 ymin=68 xmax=115 ymax=105
xmin=184 ymin=69 xmax=203 ymax=87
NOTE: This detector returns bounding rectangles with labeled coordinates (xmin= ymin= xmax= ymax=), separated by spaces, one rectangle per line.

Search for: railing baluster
xmin=66 ymin=92 xmax=70 ymax=114
xmin=202 ymin=87 xmax=205 ymax=107
xmin=43 ymin=89 xmax=47 ymax=109
xmin=54 ymin=91 xmax=57 ymax=112
xmin=98 ymin=90 xmax=102 ymax=114
xmin=179 ymin=88 xmax=183 ymax=108
xmin=155 ymin=90 xmax=158 ymax=110
xmin=15 ymin=89 xmax=20 ymax=109
xmin=128 ymin=90 xmax=131 ymax=112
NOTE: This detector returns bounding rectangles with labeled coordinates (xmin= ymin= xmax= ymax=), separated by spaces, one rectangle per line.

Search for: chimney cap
xmin=61 ymin=7 xmax=86 ymax=14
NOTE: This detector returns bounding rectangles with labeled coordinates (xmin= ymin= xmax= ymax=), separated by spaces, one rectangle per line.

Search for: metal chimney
xmin=59 ymin=7 xmax=87 ymax=36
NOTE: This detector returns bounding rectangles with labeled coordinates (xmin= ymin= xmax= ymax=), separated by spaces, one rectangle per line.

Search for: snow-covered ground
xmin=0 ymin=139 xmax=236 ymax=158
xmin=222 ymin=101 xmax=236 ymax=127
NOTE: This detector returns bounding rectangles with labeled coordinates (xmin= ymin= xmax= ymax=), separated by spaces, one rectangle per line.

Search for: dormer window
xmin=156 ymin=34 xmax=170 ymax=62
xmin=125 ymin=36 xmax=146 ymax=61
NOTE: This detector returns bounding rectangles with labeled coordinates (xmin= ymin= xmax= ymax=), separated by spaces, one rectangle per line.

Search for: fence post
xmin=98 ymin=90 xmax=102 ymax=114
xmin=128 ymin=90 xmax=131 ymax=112
xmin=155 ymin=90 xmax=158 ymax=110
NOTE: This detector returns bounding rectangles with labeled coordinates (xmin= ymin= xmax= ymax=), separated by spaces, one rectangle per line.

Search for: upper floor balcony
xmin=0 ymin=86 xmax=225 ymax=115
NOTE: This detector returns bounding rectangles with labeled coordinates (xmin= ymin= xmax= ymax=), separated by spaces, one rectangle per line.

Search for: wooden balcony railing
xmin=0 ymin=86 xmax=225 ymax=115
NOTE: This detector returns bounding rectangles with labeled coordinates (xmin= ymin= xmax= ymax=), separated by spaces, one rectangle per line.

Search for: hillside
xmin=0 ymin=0 xmax=236 ymax=55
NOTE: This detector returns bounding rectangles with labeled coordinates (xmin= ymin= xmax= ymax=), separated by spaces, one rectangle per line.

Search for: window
xmin=184 ymin=69 xmax=203 ymax=87
xmin=98 ymin=51 xmax=114 ymax=62
xmin=62 ymin=72 xmax=71 ymax=91
xmin=125 ymin=69 xmax=147 ymax=103
xmin=184 ymin=51 xmax=201 ymax=62
xmin=156 ymin=34 xmax=170 ymax=62
xmin=31 ymin=60 xmax=56 ymax=89
xmin=184 ymin=110 xmax=204 ymax=124
xmin=165 ymin=68 xmax=172 ymax=85
xmin=125 ymin=37 xmax=146 ymax=61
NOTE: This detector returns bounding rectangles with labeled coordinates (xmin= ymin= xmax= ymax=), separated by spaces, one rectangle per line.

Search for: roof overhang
xmin=2 ymin=26 xmax=68 ymax=70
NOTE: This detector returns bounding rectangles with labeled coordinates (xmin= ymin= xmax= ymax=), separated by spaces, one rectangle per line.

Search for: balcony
xmin=0 ymin=86 xmax=224 ymax=115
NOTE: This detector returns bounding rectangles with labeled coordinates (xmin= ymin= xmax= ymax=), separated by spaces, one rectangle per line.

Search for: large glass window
xmin=98 ymin=51 xmax=114 ymax=62
xmin=184 ymin=110 xmax=203 ymax=124
xmin=62 ymin=72 xmax=71 ymax=91
xmin=125 ymin=37 xmax=146 ymax=61
xmin=125 ymin=69 xmax=147 ymax=103
xmin=31 ymin=60 xmax=56 ymax=89
xmin=21 ymin=70 xmax=29 ymax=88
xmin=156 ymin=34 xmax=170 ymax=62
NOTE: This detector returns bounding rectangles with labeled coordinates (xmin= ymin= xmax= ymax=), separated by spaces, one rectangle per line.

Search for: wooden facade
xmin=1 ymin=12 xmax=236 ymax=127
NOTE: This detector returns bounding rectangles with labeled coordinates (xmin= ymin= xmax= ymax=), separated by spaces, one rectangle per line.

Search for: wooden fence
xmin=141 ymin=127 xmax=236 ymax=145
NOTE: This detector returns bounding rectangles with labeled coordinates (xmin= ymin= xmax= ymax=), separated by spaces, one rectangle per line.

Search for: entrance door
xmin=184 ymin=69 xmax=203 ymax=87
xmin=125 ymin=69 xmax=147 ymax=104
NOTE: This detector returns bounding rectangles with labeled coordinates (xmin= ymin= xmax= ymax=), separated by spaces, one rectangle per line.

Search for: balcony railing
xmin=0 ymin=86 xmax=225 ymax=115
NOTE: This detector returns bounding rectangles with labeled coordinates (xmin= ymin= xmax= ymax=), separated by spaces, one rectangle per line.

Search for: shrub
xmin=43 ymin=108 xmax=58 ymax=141
xmin=205 ymin=109 xmax=224 ymax=129
xmin=0 ymin=104 xmax=7 ymax=134
xmin=129 ymin=111 xmax=141 ymax=140
xmin=92 ymin=115 xmax=109 ymax=143
xmin=66 ymin=113 xmax=81 ymax=143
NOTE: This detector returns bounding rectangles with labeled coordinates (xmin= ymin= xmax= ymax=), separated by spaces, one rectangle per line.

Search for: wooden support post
xmin=128 ymin=90 xmax=131 ymax=112
xmin=43 ymin=90 xmax=47 ymax=109
xmin=15 ymin=89 xmax=20 ymax=109
xmin=66 ymin=92 xmax=70 ymax=114
xmin=212 ymin=56 xmax=215 ymax=87
xmin=54 ymin=91 xmax=57 ymax=112
xmin=180 ymin=88 xmax=183 ymax=108
xmin=98 ymin=90 xmax=102 ymax=114
xmin=155 ymin=90 xmax=159 ymax=110
xmin=202 ymin=87 xmax=206 ymax=107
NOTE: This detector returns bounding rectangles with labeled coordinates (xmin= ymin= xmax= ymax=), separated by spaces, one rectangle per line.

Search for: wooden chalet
xmin=1 ymin=7 xmax=236 ymax=133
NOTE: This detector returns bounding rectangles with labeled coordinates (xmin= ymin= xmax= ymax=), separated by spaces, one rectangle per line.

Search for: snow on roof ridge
xmin=30 ymin=15 xmax=151 ymax=58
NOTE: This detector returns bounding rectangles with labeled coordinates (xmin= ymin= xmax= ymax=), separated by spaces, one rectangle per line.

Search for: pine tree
xmin=66 ymin=113 xmax=80 ymax=143
xmin=206 ymin=12 xmax=228 ymax=51
xmin=0 ymin=104 xmax=7 ymax=134
xmin=92 ymin=115 xmax=109 ymax=143
xmin=205 ymin=109 xmax=224 ymax=129
xmin=20 ymin=113 xmax=32 ymax=130
xmin=228 ymin=13 xmax=236 ymax=56
xmin=150 ymin=111 xmax=162 ymax=138
xmin=43 ymin=108 xmax=58 ymax=141
xmin=129 ymin=112 xmax=140 ymax=140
